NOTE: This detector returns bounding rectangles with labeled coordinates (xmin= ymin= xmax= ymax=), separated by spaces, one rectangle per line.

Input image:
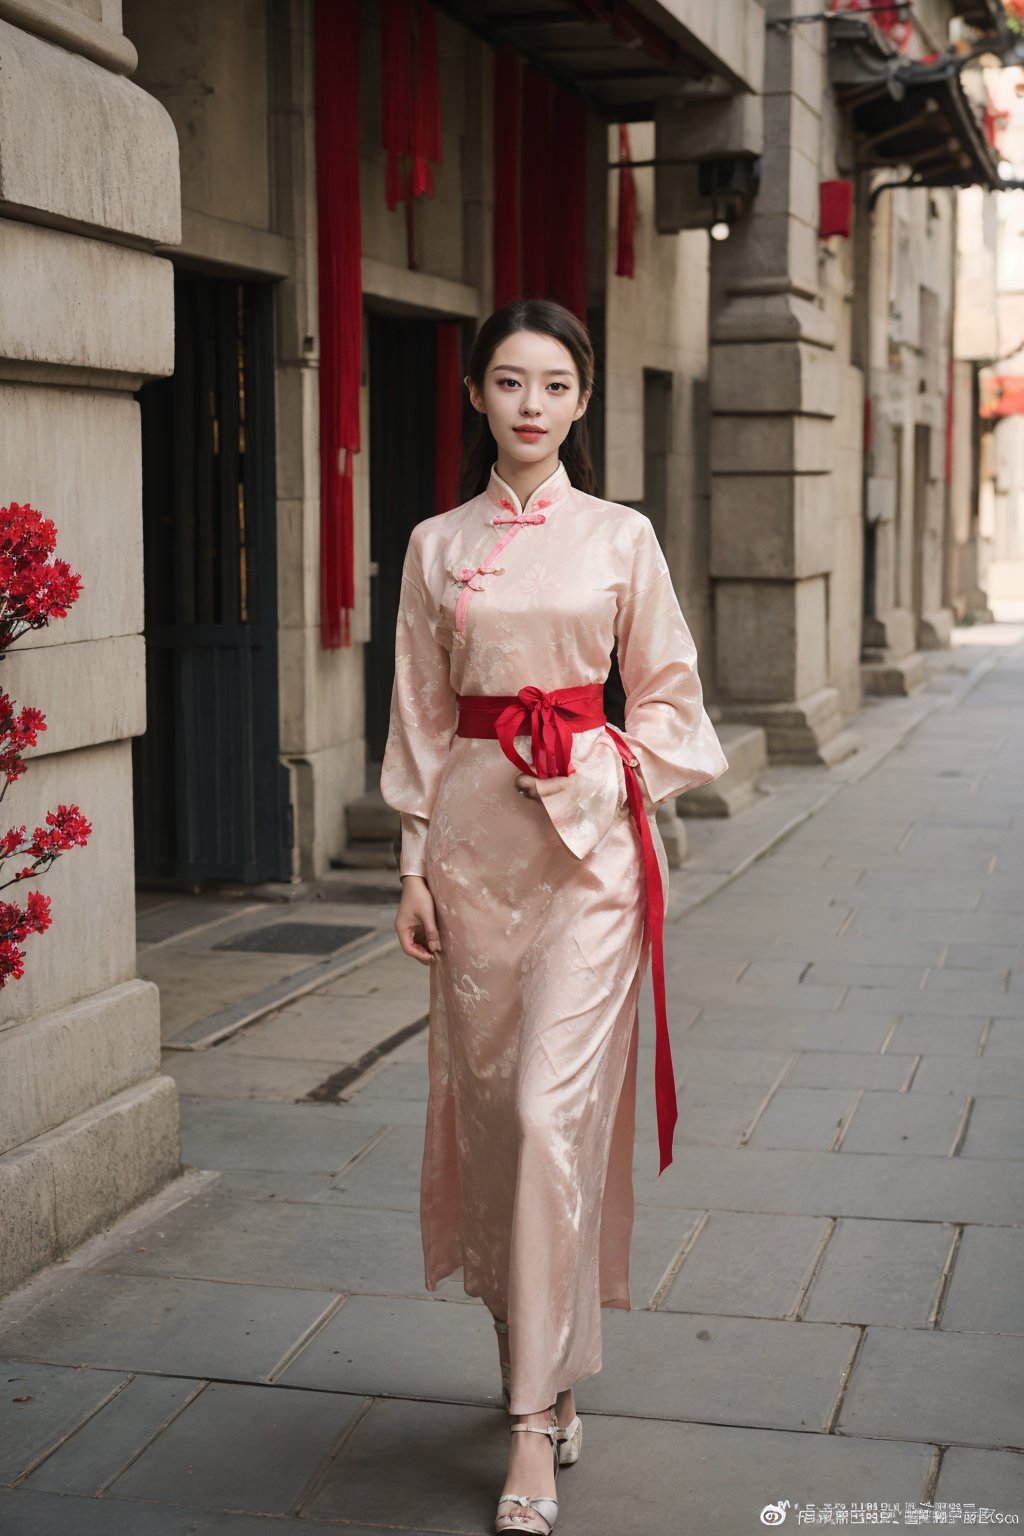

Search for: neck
xmin=493 ymin=450 xmax=561 ymax=508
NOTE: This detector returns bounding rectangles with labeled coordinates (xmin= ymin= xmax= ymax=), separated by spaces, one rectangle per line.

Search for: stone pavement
xmin=1 ymin=626 xmax=1022 ymax=1534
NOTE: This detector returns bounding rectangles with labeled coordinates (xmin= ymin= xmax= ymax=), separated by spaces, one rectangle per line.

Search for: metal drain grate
xmin=213 ymin=922 xmax=375 ymax=956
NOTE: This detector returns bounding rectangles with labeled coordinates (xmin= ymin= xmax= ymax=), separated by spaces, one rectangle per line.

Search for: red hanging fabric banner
xmin=412 ymin=0 xmax=441 ymax=198
xmin=548 ymin=86 xmax=587 ymax=321
xmin=615 ymin=123 xmax=636 ymax=279
xmin=315 ymin=0 xmax=362 ymax=649
xmin=435 ymin=322 xmax=463 ymax=513
xmin=381 ymin=0 xmax=414 ymax=211
xmin=492 ymin=46 xmax=521 ymax=308
xmin=520 ymin=65 xmax=552 ymax=298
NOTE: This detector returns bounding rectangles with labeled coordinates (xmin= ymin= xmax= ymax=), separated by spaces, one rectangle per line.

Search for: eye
xmin=496 ymin=376 xmax=520 ymax=388
xmin=548 ymin=382 xmax=569 ymax=392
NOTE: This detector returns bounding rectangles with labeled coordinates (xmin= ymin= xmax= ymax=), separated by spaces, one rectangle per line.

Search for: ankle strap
xmin=510 ymin=1423 xmax=558 ymax=1441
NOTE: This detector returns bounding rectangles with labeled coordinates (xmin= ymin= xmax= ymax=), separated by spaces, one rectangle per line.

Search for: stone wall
xmin=0 ymin=0 xmax=182 ymax=1294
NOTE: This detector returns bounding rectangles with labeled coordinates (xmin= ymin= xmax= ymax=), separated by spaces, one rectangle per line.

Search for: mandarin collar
xmin=485 ymin=459 xmax=570 ymax=520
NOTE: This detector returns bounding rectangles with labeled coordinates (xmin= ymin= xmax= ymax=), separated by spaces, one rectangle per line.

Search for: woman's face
xmin=467 ymin=328 xmax=589 ymax=468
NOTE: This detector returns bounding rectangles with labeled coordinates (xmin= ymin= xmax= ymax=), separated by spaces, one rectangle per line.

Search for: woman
xmin=379 ymin=298 xmax=728 ymax=1534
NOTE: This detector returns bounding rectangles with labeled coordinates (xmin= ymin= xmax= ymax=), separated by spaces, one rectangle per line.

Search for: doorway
xmin=134 ymin=273 xmax=291 ymax=884
xmin=364 ymin=310 xmax=475 ymax=764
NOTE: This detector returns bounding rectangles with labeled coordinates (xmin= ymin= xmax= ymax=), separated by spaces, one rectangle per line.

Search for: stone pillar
xmin=707 ymin=3 xmax=857 ymax=763
xmin=0 ymin=4 xmax=182 ymax=1295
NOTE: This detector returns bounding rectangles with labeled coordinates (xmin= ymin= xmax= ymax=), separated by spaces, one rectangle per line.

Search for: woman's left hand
xmin=514 ymin=772 xmax=572 ymax=801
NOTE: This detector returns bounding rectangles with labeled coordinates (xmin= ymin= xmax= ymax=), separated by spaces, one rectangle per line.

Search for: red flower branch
xmin=0 ymin=500 xmax=90 ymax=988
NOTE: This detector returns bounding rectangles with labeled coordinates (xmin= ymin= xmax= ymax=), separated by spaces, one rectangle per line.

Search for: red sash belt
xmin=456 ymin=682 xmax=678 ymax=1176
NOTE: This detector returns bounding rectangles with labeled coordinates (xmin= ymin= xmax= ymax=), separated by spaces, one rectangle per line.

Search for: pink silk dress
xmin=378 ymin=458 xmax=728 ymax=1415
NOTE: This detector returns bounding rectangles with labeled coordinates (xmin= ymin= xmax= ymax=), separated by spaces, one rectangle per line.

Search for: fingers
xmin=397 ymin=922 xmax=435 ymax=964
xmin=514 ymin=772 xmax=571 ymax=800
xmin=395 ymin=904 xmax=443 ymax=965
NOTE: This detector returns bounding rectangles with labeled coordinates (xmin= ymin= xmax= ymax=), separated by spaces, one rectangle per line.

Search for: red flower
xmin=1 ymin=825 xmax=26 ymax=856
xmin=0 ymin=501 xmax=83 ymax=651
xmin=25 ymin=890 xmax=52 ymax=933
xmin=0 ymin=938 xmax=25 ymax=985
xmin=0 ymin=499 xmax=89 ymax=987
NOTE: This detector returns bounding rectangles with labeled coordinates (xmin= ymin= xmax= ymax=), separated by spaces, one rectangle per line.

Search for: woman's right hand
xmin=396 ymin=874 xmax=442 ymax=964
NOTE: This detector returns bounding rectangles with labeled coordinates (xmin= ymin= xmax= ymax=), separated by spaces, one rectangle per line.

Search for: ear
xmin=465 ymin=375 xmax=486 ymax=413
xmin=573 ymin=389 xmax=591 ymax=421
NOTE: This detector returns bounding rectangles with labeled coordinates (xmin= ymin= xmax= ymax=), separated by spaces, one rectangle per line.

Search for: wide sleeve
xmin=378 ymin=529 xmax=458 ymax=877
xmin=607 ymin=514 xmax=729 ymax=809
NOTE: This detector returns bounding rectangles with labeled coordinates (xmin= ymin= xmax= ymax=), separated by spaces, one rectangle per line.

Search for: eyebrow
xmin=488 ymin=364 xmax=575 ymax=376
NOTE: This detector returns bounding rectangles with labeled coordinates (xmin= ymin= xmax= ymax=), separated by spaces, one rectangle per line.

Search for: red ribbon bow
xmin=494 ymin=685 xmax=587 ymax=779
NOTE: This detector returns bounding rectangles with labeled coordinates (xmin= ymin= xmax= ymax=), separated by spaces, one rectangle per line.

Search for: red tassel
xmin=549 ymin=87 xmax=587 ymax=320
xmin=382 ymin=0 xmax=414 ymax=211
xmin=493 ymin=45 xmax=520 ymax=307
xmin=316 ymin=0 xmax=361 ymax=648
xmin=615 ymin=124 xmax=636 ymax=279
xmin=520 ymin=66 xmax=551 ymax=298
xmin=435 ymin=322 xmax=463 ymax=513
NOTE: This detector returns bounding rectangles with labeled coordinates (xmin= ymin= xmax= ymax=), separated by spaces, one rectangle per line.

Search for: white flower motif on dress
xmin=503 ymin=561 xmax=559 ymax=612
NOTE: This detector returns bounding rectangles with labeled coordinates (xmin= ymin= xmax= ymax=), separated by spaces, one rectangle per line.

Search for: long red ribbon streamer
xmin=456 ymin=682 xmax=678 ymax=1175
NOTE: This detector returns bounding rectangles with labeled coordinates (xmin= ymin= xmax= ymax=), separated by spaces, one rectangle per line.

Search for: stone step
xmin=677 ymin=722 xmax=767 ymax=818
xmin=331 ymin=840 xmax=398 ymax=870
xmin=345 ymin=788 xmax=398 ymax=844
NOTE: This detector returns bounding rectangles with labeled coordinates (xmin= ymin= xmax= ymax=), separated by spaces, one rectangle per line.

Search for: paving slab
xmin=940 ymin=1226 xmax=1024 ymax=1335
xmin=677 ymin=1045 xmax=796 ymax=1087
xmin=105 ymin=1380 xmax=364 ymax=1515
xmin=84 ymin=1190 xmax=426 ymax=1296
xmin=785 ymin=1051 xmax=917 ymax=1090
xmin=22 ymin=1370 xmax=202 ymax=1495
xmin=341 ymin=1061 xmax=435 ymax=1102
xmin=746 ymin=1087 xmax=859 ymax=1151
xmin=985 ymin=1020 xmax=1024 ymax=1056
xmin=1 ymin=1360 xmax=131 ymax=1484
xmin=279 ymin=1294 xmax=502 ymax=1405
xmin=630 ymin=1145 xmax=1024 ymax=1226
xmin=924 ymin=966 xmax=1013 ymax=995
xmin=673 ymin=1081 xmax=773 ymax=1146
xmin=804 ymin=961 xmax=932 ymax=989
xmin=944 ymin=941 xmax=1024 ymax=968
xmin=303 ymin=1396 xmax=514 ymax=1532
xmin=800 ymin=1218 xmax=953 ymax=1328
xmin=626 ymin=1204 xmax=704 ymax=1307
xmin=909 ymin=1054 xmax=1024 ymax=1096
xmin=164 ymin=1049 xmax=347 ymax=1102
xmin=0 ymin=1271 xmax=335 ymax=1381
xmin=885 ymin=1017 xmax=989 ymax=1054
xmin=838 ymin=1327 xmax=1024 ymax=1448
xmin=566 ymin=1308 xmax=859 ymax=1433
xmin=959 ymin=1095 xmax=1024 ymax=1159
xmin=685 ymin=1010 xmax=896 ymax=1054
xmin=177 ymin=1096 xmax=387 ymax=1172
xmin=0 ymin=1487 xmax=443 ymax=1535
xmin=660 ymin=1211 xmax=827 ymax=1318
xmin=838 ymin=1091 xmax=968 ymax=1156
xmin=932 ymin=1445 xmax=1024 ymax=1516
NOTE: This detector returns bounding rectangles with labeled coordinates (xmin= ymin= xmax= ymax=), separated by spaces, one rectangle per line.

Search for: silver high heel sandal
xmin=494 ymin=1408 xmax=560 ymax=1535
xmin=493 ymin=1317 xmax=582 ymax=1467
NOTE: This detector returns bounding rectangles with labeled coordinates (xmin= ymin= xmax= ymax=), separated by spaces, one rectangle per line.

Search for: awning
xmin=829 ymin=15 xmax=1002 ymax=190
xmin=434 ymin=0 xmax=751 ymax=118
